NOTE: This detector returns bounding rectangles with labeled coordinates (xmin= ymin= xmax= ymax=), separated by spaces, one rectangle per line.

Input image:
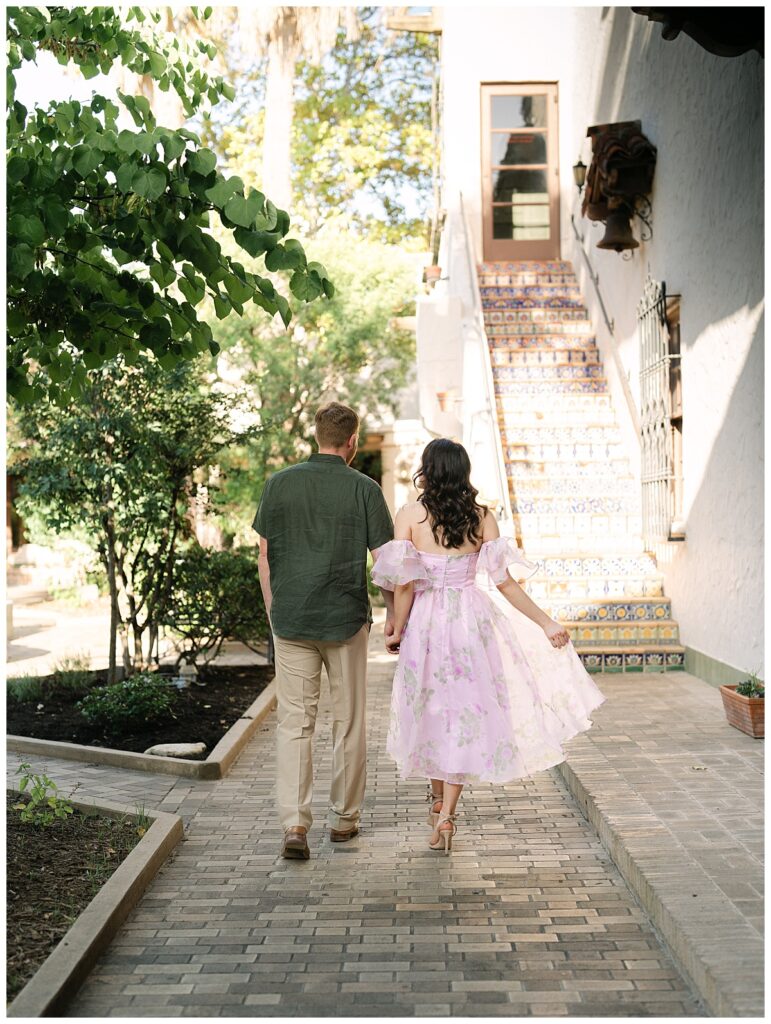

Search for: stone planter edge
xmin=6 ymin=792 xmax=184 ymax=1018
xmin=7 ymin=679 xmax=277 ymax=781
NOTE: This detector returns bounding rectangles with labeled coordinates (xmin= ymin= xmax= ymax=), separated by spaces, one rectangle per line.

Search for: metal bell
xmin=597 ymin=206 xmax=639 ymax=252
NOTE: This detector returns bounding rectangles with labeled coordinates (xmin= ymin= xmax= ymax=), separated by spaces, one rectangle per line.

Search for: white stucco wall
xmin=440 ymin=6 xmax=764 ymax=673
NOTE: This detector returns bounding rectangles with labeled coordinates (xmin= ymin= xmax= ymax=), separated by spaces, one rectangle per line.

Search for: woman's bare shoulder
xmin=396 ymin=500 xmax=424 ymax=522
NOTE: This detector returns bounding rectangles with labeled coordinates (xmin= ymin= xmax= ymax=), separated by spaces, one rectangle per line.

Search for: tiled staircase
xmin=479 ymin=259 xmax=685 ymax=674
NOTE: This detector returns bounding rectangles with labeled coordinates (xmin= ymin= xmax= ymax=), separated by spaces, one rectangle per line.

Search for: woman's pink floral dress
xmin=371 ymin=537 xmax=605 ymax=784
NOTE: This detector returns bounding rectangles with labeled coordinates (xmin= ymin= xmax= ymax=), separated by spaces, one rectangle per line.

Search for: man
xmin=253 ymin=402 xmax=395 ymax=859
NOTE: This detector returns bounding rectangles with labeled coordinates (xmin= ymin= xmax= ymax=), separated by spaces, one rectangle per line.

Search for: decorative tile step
xmin=478 ymin=260 xmax=573 ymax=273
xmin=511 ymin=478 xmax=638 ymax=499
xmin=483 ymin=297 xmax=588 ymax=312
xmin=515 ymin=512 xmax=643 ymax=536
xmin=493 ymin=365 xmax=605 ymax=382
xmin=495 ymin=379 xmax=608 ymax=396
xmin=498 ymin=393 xmax=614 ymax=411
xmin=503 ymin=424 xmax=622 ymax=443
xmin=508 ymin=464 xmax=633 ymax=484
xmin=478 ymin=272 xmax=579 ymax=287
xmin=505 ymin=443 xmax=628 ymax=460
xmin=527 ymin=576 xmax=664 ymax=599
xmin=539 ymin=596 xmax=673 ymax=622
xmin=483 ymin=306 xmax=591 ymax=323
xmin=511 ymin=495 xmax=640 ymax=515
xmin=576 ymin=647 xmax=686 ymax=673
xmin=491 ymin=348 xmax=600 ymax=367
xmin=480 ymin=284 xmax=582 ymax=300
xmin=532 ymin=553 xmax=659 ymax=576
xmin=487 ymin=333 xmax=596 ymax=350
xmin=523 ymin=535 xmax=647 ymax=555
xmin=563 ymin=620 xmax=681 ymax=646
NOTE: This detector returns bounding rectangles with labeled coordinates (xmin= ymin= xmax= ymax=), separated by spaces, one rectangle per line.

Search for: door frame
xmin=481 ymin=82 xmax=560 ymax=262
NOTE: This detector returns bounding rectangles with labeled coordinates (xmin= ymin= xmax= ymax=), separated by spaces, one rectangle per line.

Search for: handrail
xmin=458 ymin=193 xmax=512 ymax=523
xmin=570 ymin=212 xmax=642 ymax=440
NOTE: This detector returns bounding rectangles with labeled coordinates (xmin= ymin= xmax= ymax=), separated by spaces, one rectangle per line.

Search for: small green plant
xmin=133 ymin=802 xmax=152 ymax=838
xmin=51 ymin=652 xmax=97 ymax=696
xmin=77 ymin=673 xmax=177 ymax=735
xmin=13 ymin=761 xmax=74 ymax=827
xmin=736 ymin=672 xmax=764 ymax=698
xmin=7 ymin=675 xmax=44 ymax=703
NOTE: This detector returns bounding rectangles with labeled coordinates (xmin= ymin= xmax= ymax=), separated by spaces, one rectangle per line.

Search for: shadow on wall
xmin=668 ymin=307 xmax=764 ymax=673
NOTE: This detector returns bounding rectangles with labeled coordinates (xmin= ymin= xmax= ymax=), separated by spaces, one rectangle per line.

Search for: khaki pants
xmin=273 ymin=624 xmax=369 ymax=832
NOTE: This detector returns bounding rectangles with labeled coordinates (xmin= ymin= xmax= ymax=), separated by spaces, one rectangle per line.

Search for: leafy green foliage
xmin=162 ymin=546 xmax=269 ymax=667
xmin=203 ymin=7 xmax=438 ymax=243
xmin=7 ymin=676 xmax=44 ymax=703
xmin=209 ymin=231 xmax=417 ymax=543
xmin=77 ymin=673 xmax=177 ymax=734
xmin=12 ymin=353 xmax=262 ymax=673
xmin=13 ymin=762 xmax=75 ymax=827
xmin=736 ymin=676 xmax=764 ymax=698
xmin=6 ymin=6 xmax=332 ymax=406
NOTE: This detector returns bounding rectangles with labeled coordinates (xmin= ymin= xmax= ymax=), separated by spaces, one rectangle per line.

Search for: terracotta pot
xmin=719 ymin=684 xmax=764 ymax=738
xmin=424 ymin=264 xmax=442 ymax=283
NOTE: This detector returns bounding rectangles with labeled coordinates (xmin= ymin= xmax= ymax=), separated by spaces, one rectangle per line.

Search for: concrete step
xmin=576 ymin=646 xmax=686 ymax=672
xmin=491 ymin=348 xmax=601 ymax=367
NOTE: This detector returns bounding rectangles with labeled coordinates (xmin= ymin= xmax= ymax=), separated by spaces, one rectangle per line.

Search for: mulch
xmin=7 ymin=664 xmax=274 ymax=759
xmin=6 ymin=793 xmax=143 ymax=1003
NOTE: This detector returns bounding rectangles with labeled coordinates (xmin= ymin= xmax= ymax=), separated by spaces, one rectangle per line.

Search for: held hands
xmin=384 ymin=616 xmax=401 ymax=654
xmin=543 ymin=618 xmax=570 ymax=649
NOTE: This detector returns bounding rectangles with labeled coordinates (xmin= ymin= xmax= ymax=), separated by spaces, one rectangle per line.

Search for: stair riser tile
xmin=495 ymin=380 xmax=609 ymax=396
xmin=512 ymin=480 xmax=638 ymax=499
xmin=480 ymin=285 xmax=582 ymax=300
xmin=542 ymin=600 xmax=672 ymax=622
xmin=515 ymin=513 xmax=643 ymax=534
xmin=493 ymin=365 xmax=605 ymax=381
xmin=567 ymin=624 xmax=681 ymax=645
xmin=491 ymin=349 xmax=600 ymax=366
xmin=580 ymin=651 xmax=685 ymax=673
xmin=528 ymin=579 xmax=665 ymax=599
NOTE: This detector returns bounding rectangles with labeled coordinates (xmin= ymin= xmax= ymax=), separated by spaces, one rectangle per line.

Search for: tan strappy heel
xmin=429 ymin=813 xmax=457 ymax=854
xmin=426 ymin=785 xmax=443 ymax=827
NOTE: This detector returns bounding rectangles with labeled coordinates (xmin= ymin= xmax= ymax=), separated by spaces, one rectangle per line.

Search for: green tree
xmin=6 ymin=6 xmax=333 ymax=407
xmin=12 ymin=353 xmax=261 ymax=681
xmin=210 ymin=231 xmax=417 ymax=544
xmin=204 ymin=7 xmax=438 ymax=243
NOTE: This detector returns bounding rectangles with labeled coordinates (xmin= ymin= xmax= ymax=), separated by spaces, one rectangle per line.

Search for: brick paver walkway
xmin=51 ymin=621 xmax=702 ymax=1018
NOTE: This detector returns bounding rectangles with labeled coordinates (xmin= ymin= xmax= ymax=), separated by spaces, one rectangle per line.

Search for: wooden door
xmin=481 ymin=83 xmax=560 ymax=261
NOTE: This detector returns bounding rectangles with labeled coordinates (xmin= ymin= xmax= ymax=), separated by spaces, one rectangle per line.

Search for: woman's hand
xmin=385 ymin=631 xmax=402 ymax=654
xmin=543 ymin=618 xmax=570 ymax=648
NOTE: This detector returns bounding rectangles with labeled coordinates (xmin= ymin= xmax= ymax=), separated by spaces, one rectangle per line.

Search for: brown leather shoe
xmin=281 ymin=827 xmax=309 ymax=860
xmin=329 ymin=825 xmax=359 ymax=842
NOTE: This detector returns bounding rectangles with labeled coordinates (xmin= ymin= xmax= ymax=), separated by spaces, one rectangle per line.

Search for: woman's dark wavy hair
xmin=412 ymin=439 xmax=488 ymax=549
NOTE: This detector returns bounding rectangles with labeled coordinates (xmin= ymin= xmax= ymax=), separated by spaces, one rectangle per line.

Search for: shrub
xmin=736 ymin=676 xmax=764 ymax=698
xmin=7 ymin=675 xmax=44 ymax=703
xmin=52 ymin=652 xmax=97 ymax=697
xmin=77 ymin=673 xmax=177 ymax=735
xmin=162 ymin=546 xmax=269 ymax=667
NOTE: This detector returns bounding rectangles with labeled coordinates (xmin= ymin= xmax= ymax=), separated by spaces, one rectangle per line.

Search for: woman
xmin=371 ymin=438 xmax=605 ymax=853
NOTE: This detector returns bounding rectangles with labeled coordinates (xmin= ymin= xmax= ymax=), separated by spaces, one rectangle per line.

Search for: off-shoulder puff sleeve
xmin=370 ymin=539 xmax=429 ymax=591
xmin=477 ymin=536 xmax=539 ymax=585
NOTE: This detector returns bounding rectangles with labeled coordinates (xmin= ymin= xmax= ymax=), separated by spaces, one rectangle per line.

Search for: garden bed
xmin=7 ymin=664 xmax=273 ymax=759
xmin=7 ymin=793 xmax=142 ymax=1003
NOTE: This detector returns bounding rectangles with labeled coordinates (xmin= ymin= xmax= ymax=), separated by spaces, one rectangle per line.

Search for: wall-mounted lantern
xmin=572 ymin=157 xmax=587 ymax=193
xmin=581 ymin=120 xmax=657 ymax=253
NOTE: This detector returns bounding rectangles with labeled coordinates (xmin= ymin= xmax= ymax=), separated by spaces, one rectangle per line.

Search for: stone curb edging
xmin=7 ymin=679 xmax=277 ymax=781
xmin=557 ymin=748 xmax=764 ymax=1018
xmin=7 ymin=792 xmax=184 ymax=1018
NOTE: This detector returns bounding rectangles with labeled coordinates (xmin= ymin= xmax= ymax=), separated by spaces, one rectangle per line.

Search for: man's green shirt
xmin=252 ymin=454 xmax=394 ymax=641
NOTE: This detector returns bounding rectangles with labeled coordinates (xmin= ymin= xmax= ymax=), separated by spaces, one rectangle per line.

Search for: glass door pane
xmin=482 ymin=83 xmax=559 ymax=260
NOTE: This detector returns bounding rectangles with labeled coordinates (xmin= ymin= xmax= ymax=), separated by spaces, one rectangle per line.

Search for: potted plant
xmin=720 ymin=673 xmax=764 ymax=738
xmin=423 ymin=264 xmax=442 ymax=285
